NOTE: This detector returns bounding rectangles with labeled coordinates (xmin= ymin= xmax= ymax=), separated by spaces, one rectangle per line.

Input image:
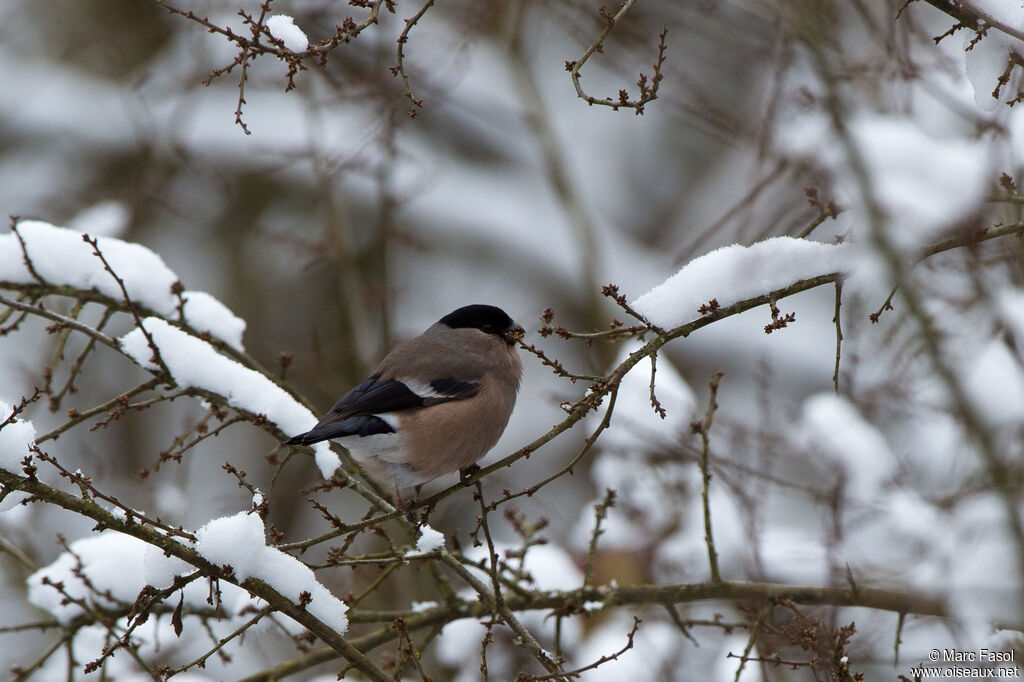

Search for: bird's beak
xmin=504 ymin=324 xmax=526 ymax=345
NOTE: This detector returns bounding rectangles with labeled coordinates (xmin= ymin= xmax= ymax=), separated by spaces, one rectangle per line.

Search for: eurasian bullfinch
xmin=286 ymin=305 xmax=525 ymax=487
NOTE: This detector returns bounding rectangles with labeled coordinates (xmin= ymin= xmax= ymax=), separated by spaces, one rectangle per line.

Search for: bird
xmin=286 ymin=304 xmax=525 ymax=488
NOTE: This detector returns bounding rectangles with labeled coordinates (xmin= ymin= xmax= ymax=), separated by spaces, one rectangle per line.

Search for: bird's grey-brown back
xmin=376 ymin=322 xmax=522 ymax=389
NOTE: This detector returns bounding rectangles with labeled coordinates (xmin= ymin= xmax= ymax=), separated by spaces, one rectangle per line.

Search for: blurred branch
xmin=507 ymin=4 xmax=607 ymax=340
xmin=872 ymin=221 xmax=1024 ymax=323
xmin=806 ymin=30 xmax=1024 ymax=607
xmin=797 ymin=187 xmax=841 ymax=239
xmin=0 ymin=533 xmax=37 ymax=572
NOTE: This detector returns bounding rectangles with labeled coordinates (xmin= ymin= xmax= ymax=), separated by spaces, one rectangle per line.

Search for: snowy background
xmin=2 ymin=0 xmax=1024 ymax=680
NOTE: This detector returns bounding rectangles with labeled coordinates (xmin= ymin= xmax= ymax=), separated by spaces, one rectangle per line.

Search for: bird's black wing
xmin=285 ymin=372 xmax=481 ymax=446
xmin=285 ymin=414 xmax=396 ymax=445
xmin=331 ymin=373 xmax=431 ymax=416
xmin=426 ymin=377 xmax=481 ymax=400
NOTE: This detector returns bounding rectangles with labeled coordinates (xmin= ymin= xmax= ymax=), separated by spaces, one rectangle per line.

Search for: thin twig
xmin=439 ymin=551 xmax=565 ymax=677
xmin=530 ymin=617 xmax=641 ymax=681
xmin=832 ymin=279 xmax=843 ymax=394
xmin=493 ymin=385 xmax=620 ymax=507
xmin=168 ymin=605 xmax=274 ymax=675
xmin=82 ymin=235 xmax=172 ymax=380
xmin=392 ymin=0 xmax=435 ymax=117
xmin=35 ymin=379 xmax=162 ymax=443
xmin=893 ymin=611 xmax=906 ymax=667
xmin=871 ymin=221 xmax=1024 ymax=322
xmin=566 ymin=2 xmax=668 ymax=114
xmin=0 ymin=294 xmax=122 ymax=354
xmin=34 ymin=449 xmax=196 ymax=541
xmin=583 ymin=489 xmax=616 ymax=588
xmin=50 ymin=306 xmax=116 ymax=410
xmin=693 ymin=370 xmax=724 ymax=583
xmin=11 ymin=222 xmax=46 ymax=285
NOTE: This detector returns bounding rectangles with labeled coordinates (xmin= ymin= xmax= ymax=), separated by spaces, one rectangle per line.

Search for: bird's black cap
xmin=439 ymin=304 xmax=515 ymax=335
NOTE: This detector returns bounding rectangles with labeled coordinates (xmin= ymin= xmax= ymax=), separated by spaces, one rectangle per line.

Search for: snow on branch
xmin=0 ymin=398 xmax=36 ymax=472
xmin=195 ymin=511 xmax=348 ymax=633
xmin=120 ymin=318 xmax=339 ymax=478
xmin=0 ymin=220 xmax=338 ymax=477
xmin=630 ymin=237 xmax=851 ymax=329
xmin=1 ymin=221 xmax=245 ymax=351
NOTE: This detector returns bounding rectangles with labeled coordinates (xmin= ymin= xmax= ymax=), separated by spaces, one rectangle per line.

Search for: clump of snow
xmin=987 ymin=628 xmax=1024 ymax=655
xmin=630 ymin=236 xmax=850 ymax=329
xmin=195 ymin=511 xmax=348 ymax=633
xmin=998 ymin=289 xmax=1024 ymax=350
xmin=266 ymin=15 xmax=308 ymax=52
xmin=179 ymin=290 xmax=246 ymax=352
xmin=797 ymin=393 xmax=894 ymax=504
xmin=141 ymin=542 xmax=192 ymax=589
xmin=119 ymin=317 xmax=340 ymax=478
xmin=756 ymin=527 xmax=830 ymax=584
xmin=946 ymin=494 xmax=1021 ymax=621
xmin=196 ymin=510 xmax=265 ymax=572
xmin=847 ymin=116 xmax=990 ymax=251
xmin=0 ymin=221 xmax=246 ymax=351
xmin=777 ymin=113 xmax=991 ymax=255
xmin=0 ymin=399 xmax=36 ymax=472
xmin=66 ymin=200 xmax=131 ymax=238
xmin=405 ymin=524 xmax=445 ymax=556
xmin=3 ymin=220 xmax=176 ymax=309
xmin=416 ymin=525 xmax=445 ymax=553
xmin=27 ymin=528 xmax=282 ymax=677
xmin=28 ymin=621 xmax=220 ymax=682
xmin=963 ymin=27 xmax=1020 ymax=110
xmin=962 ymin=337 xmax=1024 ymax=427
xmin=154 ymin=484 xmax=188 ymax=516
xmin=28 ymin=531 xmax=181 ymax=625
